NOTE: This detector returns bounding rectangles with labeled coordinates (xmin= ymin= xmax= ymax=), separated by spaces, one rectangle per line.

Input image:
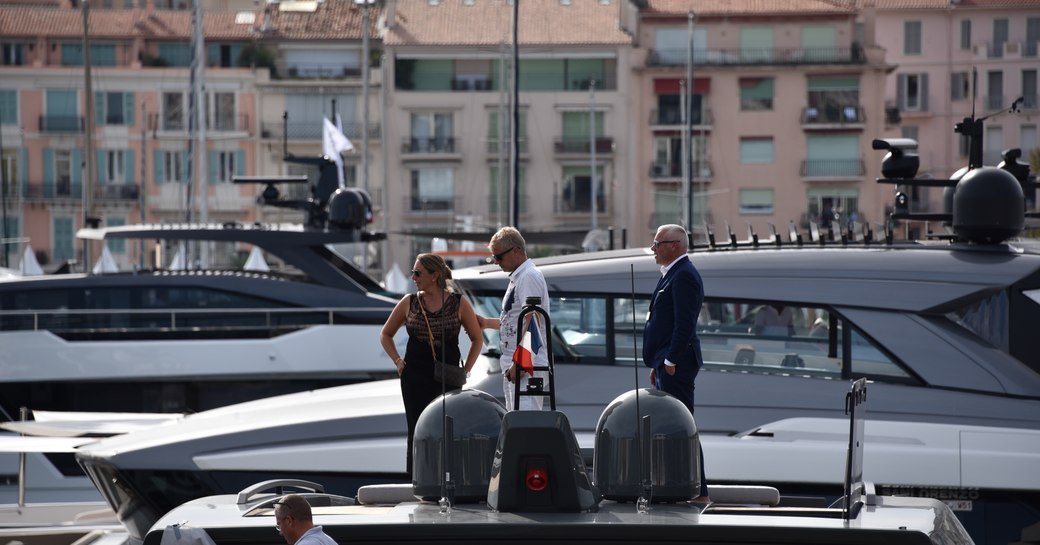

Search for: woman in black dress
xmin=378 ymin=253 xmax=483 ymax=477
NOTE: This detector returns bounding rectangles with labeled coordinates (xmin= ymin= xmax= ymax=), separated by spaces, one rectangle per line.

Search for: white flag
xmin=322 ymin=117 xmax=353 ymax=189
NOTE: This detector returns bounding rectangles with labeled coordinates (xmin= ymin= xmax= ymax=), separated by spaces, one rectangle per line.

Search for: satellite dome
xmin=952 ymin=167 xmax=1024 ymax=244
xmin=942 ymin=166 xmax=970 ymax=219
xmin=412 ymin=389 xmax=506 ymax=503
xmin=593 ymin=388 xmax=701 ymax=502
xmin=327 ymin=188 xmax=367 ymax=232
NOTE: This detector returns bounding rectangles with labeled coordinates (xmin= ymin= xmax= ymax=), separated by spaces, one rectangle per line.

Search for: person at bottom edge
xmin=275 ymin=494 xmax=339 ymax=545
xmin=379 ymin=253 xmax=482 ymax=477
xmin=642 ymin=223 xmax=710 ymax=502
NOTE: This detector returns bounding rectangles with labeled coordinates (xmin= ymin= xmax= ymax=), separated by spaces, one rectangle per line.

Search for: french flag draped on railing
xmin=512 ymin=317 xmax=542 ymax=375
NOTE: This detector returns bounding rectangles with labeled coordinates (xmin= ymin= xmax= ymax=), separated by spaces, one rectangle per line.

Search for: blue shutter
xmin=43 ymin=148 xmax=54 ymax=196
xmin=153 ymin=150 xmax=164 ymax=184
xmin=230 ymin=44 xmax=242 ymax=67
xmin=71 ymin=149 xmax=82 ymax=197
xmin=19 ymin=148 xmax=27 ymax=195
xmin=125 ymin=149 xmax=135 ymax=184
xmin=123 ymin=92 xmax=135 ymax=126
xmin=207 ymin=44 xmax=219 ymax=66
xmin=0 ymin=90 xmax=16 ymax=125
xmin=95 ymin=92 xmax=106 ymax=126
xmin=181 ymin=152 xmax=189 ymax=183
xmin=208 ymin=151 xmax=218 ymax=184
xmin=97 ymin=150 xmax=107 ymax=183
xmin=235 ymin=150 xmax=245 ymax=176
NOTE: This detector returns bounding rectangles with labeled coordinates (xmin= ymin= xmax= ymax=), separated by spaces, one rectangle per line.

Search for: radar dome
xmin=327 ymin=188 xmax=368 ymax=232
xmin=952 ymin=166 xmax=1024 ymax=244
xmin=412 ymin=389 xmax=506 ymax=503
xmin=594 ymin=388 xmax=701 ymax=502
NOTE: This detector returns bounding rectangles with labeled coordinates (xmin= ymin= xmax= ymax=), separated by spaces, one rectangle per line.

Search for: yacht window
xmin=699 ymin=302 xmax=909 ymax=380
xmin=555 ymin=296 xmax=608 ymax=359
xmin=946 ymin=290 xmax=1009 ymax=352
xmin=612 ymin=297 xmax=649 ymax=365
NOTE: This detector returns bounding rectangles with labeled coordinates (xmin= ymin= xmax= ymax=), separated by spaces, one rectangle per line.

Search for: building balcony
xmin=209 ymin=113 xmax=252 ymax=134
xmin=800 ymin=158 xmax=865 ymax=179
xmin=401 ymin=137 xmax=459 ymax=155
xmin=95 ymin=183 xmax=141 ymax=202
xmin=400 ymin=194 xmax=465 ymax=215
xmin=23 ymin=181 xmax=82 ymax=200
xmin=647 ymin=45 xmax=863 ymax=67
xmin=801 ymin=105 xmax=865 ymax=128
xmin=553 ymin=137 xmax=614 ymax=155
xmin=486 ymin=138 xmax=528 ymax=154
xmin=649 ymin=161 xmax=712 ymax=180
xmin=261 ymin=120 xmax=381 ymax=141
xmin=648 ymin=108 xmax=713 ymax=129
xmin=39 ymin=115 xmax=84 ymax=133
xmin=282 ymin=63 xmax=363 ymax=79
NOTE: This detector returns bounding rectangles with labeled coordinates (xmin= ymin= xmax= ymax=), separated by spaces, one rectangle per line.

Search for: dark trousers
xmin=400 ymin=364 xmax=456 ymax=477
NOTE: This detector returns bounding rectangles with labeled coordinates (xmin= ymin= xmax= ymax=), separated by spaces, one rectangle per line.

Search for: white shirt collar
xmin=660 ymin=254 xmax=686 ymax=276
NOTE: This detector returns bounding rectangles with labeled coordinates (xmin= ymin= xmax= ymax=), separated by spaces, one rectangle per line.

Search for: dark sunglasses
xmin=492 ymin=247 xmax=514 ymax=262
xmin=411 ymin=269 xmax=428 ymax=277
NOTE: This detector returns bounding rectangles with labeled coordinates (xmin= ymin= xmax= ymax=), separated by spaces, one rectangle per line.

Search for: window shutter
xmin=125 ymin=149 xmax=135 ymax=184
xmin=208 ymin=151 xmax=218 ymax=184
xmin=43 ymin=148 xmax=54 ymax=194
xmin=19 ymin=148 xmax=28 ymax=193
xmin=71 ymin=149 xmax=82 ymax=194
xmin=95 ymin=92 xmax=106 ymax=125
xmin=235 ymin=150 xmax=245 ymax=176
xmin=921 ymin=74 xmax=929 ymax=112
xmin=124 ymin=92 xmax=135 ymax=126
xmin=96 ymin=150 xmax=107 ymax=182
xmin=154 ymin=150 xmax=164 ymax=184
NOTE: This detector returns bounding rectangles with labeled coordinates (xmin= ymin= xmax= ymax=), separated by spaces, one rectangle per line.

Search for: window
xmin=739 ymin=137 xmax=773 ymax=164
xmin=897 ymin=73 xmax=928 ymax=112
xmin=155 ymin=150 xmax=188 ymax=183
xmin=951 ymin=72 xmax=971 ymax=101
xmin=285 ymin=93 xmax=357 ymax=139
xmin=948 ymin=291 xmax=1008 ymax=352
xmin=903 ymin=21 xmax=921 ymax=55
xmin=45 ymin=89 xmax=79 ymax=132
xmin=209 ymin=92 xmax=235 ymax=131
xmin=984 ymin=125 xmax=1003 ymax=165
xmin=960 ymin=19 xmax=971 ymax=51
xmin=653 ymin=27 xmax=707 ymax=65
xmin=209 ymin=150 xmax=244 ymax=183
xmin=807 ymin=188 xmax=859 ymax=228
xmin=740 ymin=27 xmax=773 ymax=62
xmin=807 ymin=77 xmax=860 ymax=122
xmin=560 ymin=165 xmax=605 ymax=213
xmin=986 ymin=70 xmax=1003 ymax=111
xmin=106 ymin=216 xmax=127 ymax=254
xmin=61 ymin=43 xmax=116 ymax=66
xmin=410 ymin=167 xmax=454 ymax=211
xmin=102 ymin=150 xmax=127 ymax=184
xmin=488 ymin=165 xmax=527 ymax=216
xmin=1028 ymin=17 xmax=1040 ymax=57
xmin=739 ymin=78 xmax=773 ymax=110
xmin=560 ymin=111 xmax=604 ymax=152
xmin=801 ymin=25 xmax=838 ymax=62
xmin=805 ymin=134 xmax=860 ymax=177
xmin=1 ymin=149 xmax=20 ymax=197
xmin=1023 ymin=70 xmax=1037 ymax=109
xmin=0 ymin=89 xmax=16 ymax=125
xmin=487 ymin=110 xmax=527 ymax=153
xmin=163 ymin=92 xmax=185 ymax=130
xmin=207 ymin=43 xmax=242 ymax=68
xmin=1 ymin=43 xmax=25 ymax=65
xmin=409 ymin=112 xmax=454 ymax=152
xmin=158 ymin=43 xmax=192 ymax=67
xmin=992 ymin=18 xmax=1008 ymax=58
xmin=55 ymin=150 xmax=72 ymax=196
xmin=739 ymin=188 xmax=774 ymax=215
xmin=97 ymin=92 xmax=133 ymax=125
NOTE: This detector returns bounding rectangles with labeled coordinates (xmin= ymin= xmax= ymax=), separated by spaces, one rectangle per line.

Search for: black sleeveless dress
xmin=400 ymin=291 xmax=463 ymax=476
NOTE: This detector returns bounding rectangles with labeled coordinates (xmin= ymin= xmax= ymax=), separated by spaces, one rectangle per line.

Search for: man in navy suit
xmin=643 ymin=223 xmax=709 ymax=501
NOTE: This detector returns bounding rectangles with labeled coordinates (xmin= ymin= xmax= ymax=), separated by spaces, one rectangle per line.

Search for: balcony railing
xmin=486 ymin=138 xmax=528 ymax=154
xmin=648 ymin=45 xmax=863 ymax=67
xmin=95 ymin=183 xmax=140 ymax=201
xmin=800 ymin=158 xmax=865 ymax=178
xmin=39 ymin=115 xmax=84 ymax=133
xmin=553 ymin=137 xmax=614 ymax=154
xmin=283 ymin=63 xmax=363 ymax=79
xmin=649 ymin=161 xmax=712 ymax=179
xmin=402 ymin=137 xmax=458 ymax=154
xmin=802 ymin=105 xmax=864 ymax=125
xmin=262 ymin=121 xmax=381 ymax=140
xmin=403 ymin=195 xmax=464 ymax=213
xmin=209 ymin=113 xmax=251 ymax=133
xmin=649 ymin=108 xmax=712 ymax=126
xmin=23 ymin=181 xmax=82 ymax=199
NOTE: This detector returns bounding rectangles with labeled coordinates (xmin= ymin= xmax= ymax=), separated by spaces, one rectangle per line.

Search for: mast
xmin=684 ymin=11 xmax=694 ymax=231
xmin=83 ymin=0 xmax=97 ymax=269
xmin=191 ymin=0 xmax=207 ymax=266
xmin=509 ymin=0 xmax=519 ymax=228
xmin=589 ymin=79 xmax=597 ymax=231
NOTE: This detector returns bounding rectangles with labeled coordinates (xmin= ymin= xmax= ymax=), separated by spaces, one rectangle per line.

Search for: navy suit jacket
xmin=642 ymin=255 xmax=704 ymax=412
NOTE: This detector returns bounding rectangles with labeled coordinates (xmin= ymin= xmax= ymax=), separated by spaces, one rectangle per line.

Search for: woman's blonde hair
xmin=415 ymin=253 xmax=453 ymax=291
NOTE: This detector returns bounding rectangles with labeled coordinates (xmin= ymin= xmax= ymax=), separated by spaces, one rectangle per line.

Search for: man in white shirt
xmin=477 ymin=227 xmax=550 ymax=411
xmin=275 ymin=494 xmax=339 ymax=545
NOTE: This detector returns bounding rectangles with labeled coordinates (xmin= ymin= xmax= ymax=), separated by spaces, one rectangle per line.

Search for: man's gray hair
xmin=490 ymin=226 xmax=527 ymax=255
xmin=658 ymin=224 xmax=689 ymax=252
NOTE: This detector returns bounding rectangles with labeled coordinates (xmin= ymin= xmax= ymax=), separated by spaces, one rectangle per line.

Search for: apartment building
xmin=872 ymin=0 xmax=1040 ymax=213
xmin=379 ymin=0 xmax=633 ymax=269
xmin=0 ymin=0 xmax=380 ymax=274
xmin=623 ymin=0 xmax=891 ymax=243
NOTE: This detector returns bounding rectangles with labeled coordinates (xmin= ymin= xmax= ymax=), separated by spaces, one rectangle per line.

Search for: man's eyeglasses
xmin=651 ymin=240 xmax=679 ymax=249
xmin=491 ymin=247 xmax=514 ymax=262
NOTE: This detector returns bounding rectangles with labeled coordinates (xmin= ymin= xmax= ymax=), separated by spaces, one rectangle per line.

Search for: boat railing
xmin=0 ymin=306 xmax=388 ymax=338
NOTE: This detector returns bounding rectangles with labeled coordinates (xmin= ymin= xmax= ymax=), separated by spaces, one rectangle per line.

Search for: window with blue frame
xmin=0 ymin=90 xmax=16 ymax=125
xmin=62 ymin=43 xmax=117 ymax=66
xmin=96 ymin=92 xmax=134 ymax=125
xmin=158 ymin=43 xmax=192 ymax=67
